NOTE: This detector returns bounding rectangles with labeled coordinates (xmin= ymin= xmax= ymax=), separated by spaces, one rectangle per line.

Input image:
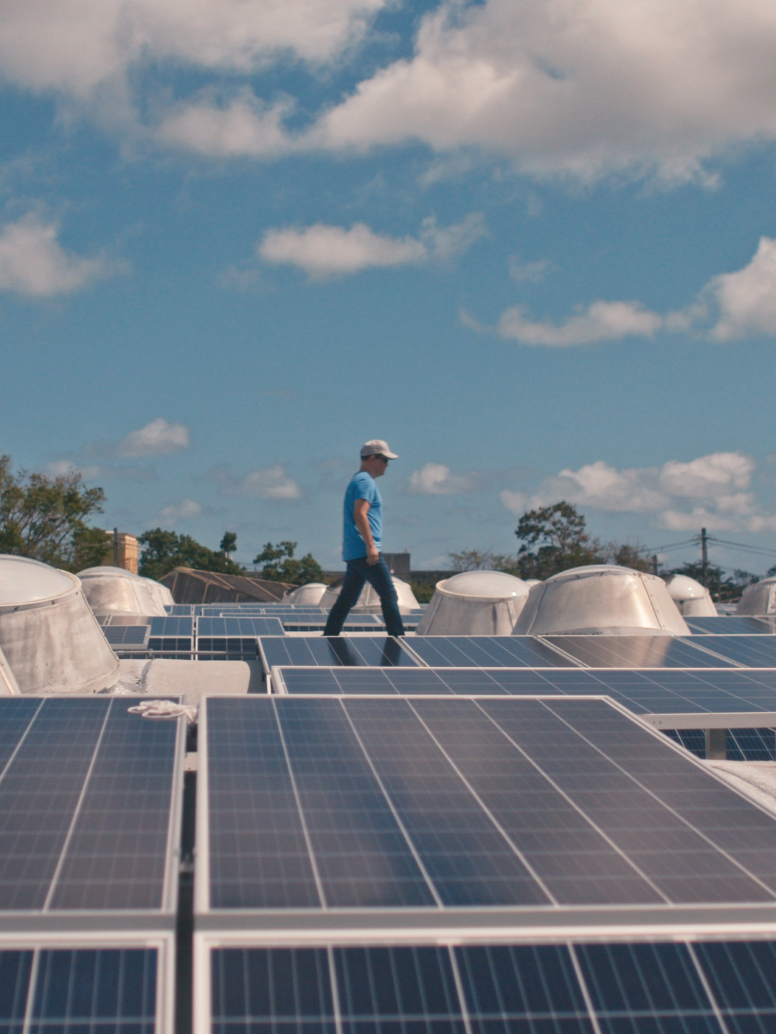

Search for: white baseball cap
xmin=361 ymin=439 xmax=398 ymax=459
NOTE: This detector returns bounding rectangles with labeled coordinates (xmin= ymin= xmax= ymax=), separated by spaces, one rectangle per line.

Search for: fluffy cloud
xmin=0 ymin=0 xmax=385 ymax=103
xmin=497 ymin=301 xmax=662 ymax=347
xmin=707 ymin=237 xmax=776 ymax=341
xmin=210 ymin=464 xmax=302 ymax=500
xmin=312 ymin=0 xmax=776 ymax=180
xmin=46 ymin=460 xmax=155 ymax=482
xmin=408 ymin=463 xmax=477 ymax=495
xmin=500 ymin=450 xmax=772 ymax=532
xmin=0 ymin=215 xmax=120 ymax=297
xmin=487 ymin=235 xmax=776 ymax=347
xmin=258 ymin=214 xmax=484 ymax=278
xmin=116 ymin=418 xmax=191 ymax=457
xmin=156 ymin=93 xmax=294 ymax=157
xmin=159 ymin=498 xmax=203 ymax=523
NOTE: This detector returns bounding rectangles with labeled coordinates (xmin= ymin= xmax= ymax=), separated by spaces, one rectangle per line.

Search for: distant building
xmin=102 ymin=530 xmax=139 ymax=574
xmin=160 ymin=566 xmax=291 ymax=604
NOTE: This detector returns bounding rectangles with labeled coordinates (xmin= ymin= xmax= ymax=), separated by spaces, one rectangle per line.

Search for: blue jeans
xmin=323 ymin=555 xmax=405 ymax=637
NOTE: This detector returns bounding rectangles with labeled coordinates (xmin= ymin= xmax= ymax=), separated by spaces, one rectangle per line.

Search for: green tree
xmin=219 ymin=531 xmax=238 ymax=558
xmin=514 ymin=501 xmax=601 ymax=579
xmin=253 ymin=540 xmax=324 ymax=585
xmin=0 ymin=454 xmax=110 ymax=572
xmin=138 ymin=528 xmax=245 ymax=581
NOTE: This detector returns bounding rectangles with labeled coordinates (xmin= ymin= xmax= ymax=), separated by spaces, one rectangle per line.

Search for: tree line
xmin=449 ymin=501 xmax=758 ymax=602
xmin=0 ymin=455 xmax=764 ymax=598
xmin=0 ymin=455 xmax=323 ymax=585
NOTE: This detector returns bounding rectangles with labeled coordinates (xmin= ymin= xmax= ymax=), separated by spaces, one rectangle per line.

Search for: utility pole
xmin=113 ymin=527 xmax=119 ymax=568
xmin=652 ymin=554 xmax=659 ymax=576
xmin=700 ymin=526 xmax=708 ymax=587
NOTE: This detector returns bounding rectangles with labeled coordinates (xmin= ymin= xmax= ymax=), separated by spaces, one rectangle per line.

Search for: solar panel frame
xmin=196 ymin=695 xmax=776 ymax=938
xmin=0 ymin=696 xmax=186 ymax=932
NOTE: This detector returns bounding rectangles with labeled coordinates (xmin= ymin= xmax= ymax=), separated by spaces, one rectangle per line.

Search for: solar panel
xmin=0 ymin=697 xmax=183 ymax=921
xmin=665 ymin=726 xmax=776 ymax=762
xmin=273 ymin=665 xmax=776 ymax=718
xmin=543 ymin=634 xmax=735 ymax=668
xmin=202 ymin=939 xmax=776 ymax=1034
xmin=258 ymin=636 xmax=418 ymax=672
xmin=406 ymin=636 xmax=577 ymax=667
xmin=281 ymin=616 xmax=421 ymax=632
xmin=679 ymin=634 xmax=776 ymax=667
xmin=687 ymin=616 xmax=776 ymax=634
xmin=199 ymin=696 xmax=776 ymax=916
xmin=103 ymin=624 xmax=150 ymax=650
xmin=197 ymin=617 xmax=285 ymax=636
xmin=150 ymin=617 xmax=193 ymax=636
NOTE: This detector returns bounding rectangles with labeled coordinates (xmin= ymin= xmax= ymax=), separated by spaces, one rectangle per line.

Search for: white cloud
xmin=156 ymin=93 xmax=295 ymax=157
xmin=311 ymin=0 xmax=776 ymax=180
xmin=707 ymin=237 xmax=776 ymax=341
xmin=116 ymin=418 xmax=191 ymax=457
xmin=211 ymin=464 xmax=302 ymax=500
xmin=46 ymin=460 xmax=154 ymax=482
xmin=408 ymin=463 xmax=477 ymax=495
xmin=159 ymin=498 xmax=203 ymax=523
xmin=500 ymin=450 xmax=773 ymax=533
xmin=258 ymin=214 xmax=484 ymax=278
xmin=497 ymin=300 xmax=662 ymax=347
xmin=0 ymin=0 xmax=385 ymax=104
xmin=486 ymin=236 xmax=776 ymax=349
xmin=0 ymin=215 xmax=120 ymax=297
xmin=509 ymin=255 xmax=552 ymax=284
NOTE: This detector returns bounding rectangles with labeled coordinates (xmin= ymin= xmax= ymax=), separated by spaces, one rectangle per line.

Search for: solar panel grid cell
xmin=29 ymin=948 xmax=157 ymax=1034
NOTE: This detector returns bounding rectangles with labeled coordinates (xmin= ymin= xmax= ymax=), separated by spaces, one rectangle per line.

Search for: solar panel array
xmin=0 ymin=696 xmax=185 ymax=1034
xmin=206 ymin=940 xmax=776 ymax=1034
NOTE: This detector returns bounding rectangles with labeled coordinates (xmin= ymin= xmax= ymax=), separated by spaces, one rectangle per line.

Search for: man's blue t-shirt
xmin=342 ymin=471 xmax=382 ymax=560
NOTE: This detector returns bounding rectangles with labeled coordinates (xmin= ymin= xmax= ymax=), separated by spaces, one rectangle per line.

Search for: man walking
xmin=323 ymin=440 xmax=405 ymax=638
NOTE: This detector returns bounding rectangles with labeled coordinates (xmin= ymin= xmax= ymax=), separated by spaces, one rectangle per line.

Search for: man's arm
xmin=354 ymin=498 xmax=379 ymax=565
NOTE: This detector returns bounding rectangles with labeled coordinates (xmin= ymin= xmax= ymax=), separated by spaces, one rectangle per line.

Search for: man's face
xmin=364 ymin=454 xmax=390 ymax=478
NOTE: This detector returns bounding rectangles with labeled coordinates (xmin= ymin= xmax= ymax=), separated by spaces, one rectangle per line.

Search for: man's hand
xmin=366 ymin=547 xmax=379 ymax=566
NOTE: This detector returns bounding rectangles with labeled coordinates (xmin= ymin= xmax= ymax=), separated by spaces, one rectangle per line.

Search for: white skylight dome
xmin=320 ymin=576 xmax=419 ymax=614
xmin=142 ymin=577 xmax=175 ymax=609
xmin=513 ymin=564 xmax=690 ymax=636
xmin=738 ymin=576 xmax=776 ymax=615
xmin=664 ymin=573 xmax=717 ymax=617
xmin=0 ymin=555 xmax=119 ymax=694
xmin=417 ymin=570 xmax=530 ymax=635
xmin=77 ymin=565 xmax=168 ymax=616
xmin=281 ymin=583 xmax=328 ymax=605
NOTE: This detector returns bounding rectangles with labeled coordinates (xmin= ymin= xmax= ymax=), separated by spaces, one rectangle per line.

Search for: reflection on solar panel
xmin=104 ymin=615 xmax=153 ymax=626
xmin=687 ymin=616 xmax=776 ymax=634
xmin=666 ymin=726 xmax=776 ymax=761
xmin=197 ymin=617 xmax=285 ymax=637
xmin=407 ymin=636 xmax=576 ymax=667
xmin=544 ymin=634 xmax=733 ymax=668
xmin=205 ymin=939 xmax=776 ymax=1034
xmin=282 ymin=616 xmax=420 ymax=632
xmin=0 ymin=697 xmax=181 ymax=918
xmin=274 ymin=665 xmax=776 ymax=716
xmin=200 ymin=696 xmax=776 ymax=912
xmin=0 ymin=948 xmax=159 ymax=1034
xmin=679 ymin=635 xmax=776 ymax=667
xmin=258 ymin=636 xmax=418 ymax=671
xmin=103 ymin=624 xmax=150 ymax=650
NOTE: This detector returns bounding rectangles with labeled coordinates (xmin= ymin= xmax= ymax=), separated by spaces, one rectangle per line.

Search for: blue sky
xmin=2 ymin=0 xmax=776 ymax=575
